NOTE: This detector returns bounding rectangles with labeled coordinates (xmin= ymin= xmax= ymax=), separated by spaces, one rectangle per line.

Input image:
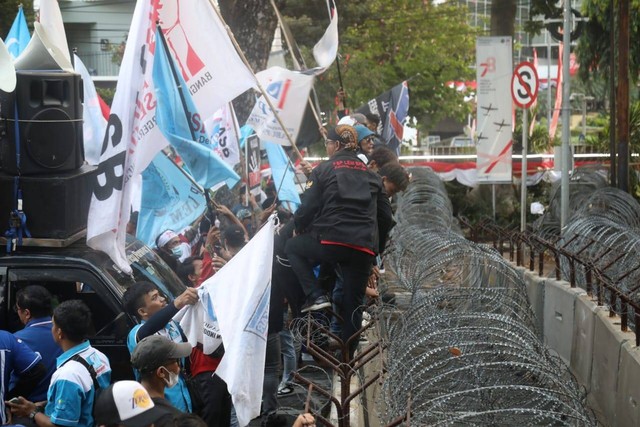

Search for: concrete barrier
xmin=519 ymin=264 xmax=639 ymax=427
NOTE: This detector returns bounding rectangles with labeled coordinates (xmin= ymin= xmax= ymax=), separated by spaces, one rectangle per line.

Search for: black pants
xmin=285 ymin=233 xmax=373 ymax=352
xmin=193 ymin=371 xmax=232 ymax=427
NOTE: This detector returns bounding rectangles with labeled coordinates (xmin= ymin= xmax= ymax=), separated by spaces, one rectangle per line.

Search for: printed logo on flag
xmin=243 ymin=282 xmax=271 ymax=340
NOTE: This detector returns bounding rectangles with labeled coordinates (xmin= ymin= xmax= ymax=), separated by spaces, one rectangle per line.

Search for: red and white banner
xmin=246 ymin=66 xmax=314 ymax=146
xmin=87 ymin=0 xmax=255 ymax=273
xmin=475 ymin=37 xmax=513 ymax=183
xmin=549 ymin=43 xmax=564 ymax=141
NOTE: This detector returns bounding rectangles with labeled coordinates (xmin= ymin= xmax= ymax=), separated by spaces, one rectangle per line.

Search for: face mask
xmin=171 ymin=246 xmax=183 ymax=259
xmin=161 ymin=367 xmax=179 ymax=388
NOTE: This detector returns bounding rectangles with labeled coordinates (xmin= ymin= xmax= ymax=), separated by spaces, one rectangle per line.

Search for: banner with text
xmin=86 ymin=0 xmax=255 ymax=273
xmin=137 ymin=153 xmax=206 ymax=247
xmin=475 ymin=37 xmax=513 ymax=183
xmin=246 ymin=66 xmax=314 ymax=146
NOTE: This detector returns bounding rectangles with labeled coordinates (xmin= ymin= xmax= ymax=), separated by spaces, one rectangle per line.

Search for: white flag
xmin=202 ymin=216 xmax=275 ymax=427
xmin=74 ymin=54 xmax=106 ymax=166
xmin=204 ymin=104 xmax=241 ymax=167
xmin=246 ymin=66 xmax=314 ymax=146
xmin=38 ymin=0 xmax=72 ymax=66
xmin=312 ymin=0 xmax=339 ymax=71
xmin=87 ymin=0 xmax=256 ymax=273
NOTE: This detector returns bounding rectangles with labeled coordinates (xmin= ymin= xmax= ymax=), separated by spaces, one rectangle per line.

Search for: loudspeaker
xmin=0 ymin=70 xmax=84 ymax=175
xmin=0 ymin=166 xmax=96 ymax=239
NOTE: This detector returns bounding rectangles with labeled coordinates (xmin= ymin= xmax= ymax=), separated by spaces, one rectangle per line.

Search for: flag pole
xmin=155 ymin=24 xmax=196 ymax=141
xmin=270 ymin=0 xmax=324 ymax=131
xmin=207 ymin=1 xmax=305 ymax=161
xmin=156 ymin=25 xmax=222 ymax=215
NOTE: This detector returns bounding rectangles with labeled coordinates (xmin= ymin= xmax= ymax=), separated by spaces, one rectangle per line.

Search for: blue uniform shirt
xmin=45 ymin=341 xmax=111 ymax=427
xmin=0 ymin=330 xmax=42 ymax=424
xmin=11 ymin=317 xmax=62 ymax=401
xmin=127 ymin=321 xmax=192 ymax=412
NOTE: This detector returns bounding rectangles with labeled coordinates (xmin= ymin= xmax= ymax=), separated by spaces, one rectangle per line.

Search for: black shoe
xmin=301 ymin=295 xmax=331 ymax=313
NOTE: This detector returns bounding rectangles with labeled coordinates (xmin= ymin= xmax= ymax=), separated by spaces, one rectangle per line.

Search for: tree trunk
xmin=490 ymin=0 xmax=516 ymax=37
xmin=218 ymin=0 xmax=280 ymax=123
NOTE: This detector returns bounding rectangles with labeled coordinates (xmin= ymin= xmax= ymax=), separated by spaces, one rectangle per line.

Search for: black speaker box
xmin=0 ymin=71 xmax=84 ymax=175
xmin=0 ymin=166 xmax=96 ymax=239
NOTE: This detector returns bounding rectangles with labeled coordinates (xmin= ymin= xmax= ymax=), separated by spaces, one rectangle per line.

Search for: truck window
xmin=3 ymin=268 xmax=130 ymax=340
xmin=101 ymin=239 xmax=186 ymax=300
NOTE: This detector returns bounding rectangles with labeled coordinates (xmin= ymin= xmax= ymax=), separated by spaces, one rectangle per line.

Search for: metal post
xmin=521 ymin=110 xmax=528 ymax=232
xmin=560 ymin=0 xmax=572 ymax=233
xmin=547 ymin=34 xmax=552 ymax=132
xmin=492 ymin=184 xmax=496 ymax=221
xmin=582 ymin=96 xmax=587 ymax=137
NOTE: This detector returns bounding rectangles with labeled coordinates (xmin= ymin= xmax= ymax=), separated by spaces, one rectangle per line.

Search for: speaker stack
xmin=0 ymin=22 xmax=96 ymax=240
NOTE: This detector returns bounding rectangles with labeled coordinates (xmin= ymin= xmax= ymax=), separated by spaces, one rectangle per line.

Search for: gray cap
xmin=131 ymin=335 xmax=192 ymax=372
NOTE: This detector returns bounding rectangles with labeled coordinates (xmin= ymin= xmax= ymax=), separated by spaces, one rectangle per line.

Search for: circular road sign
xmin=511 ymin=61 xmax=539 ymax=109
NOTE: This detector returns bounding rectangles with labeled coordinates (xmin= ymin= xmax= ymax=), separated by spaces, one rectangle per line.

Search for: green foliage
xmin=283 ymin=0 xmax=479 ymax=129
xmin=587 ymin=102 xmax=640 ymax=152
xmin=96 ymin=87 xmax=116 ymax=107
xmin=575 ymin=0 xmax=640 ymax=83
xmin=512 ymin=108 xmax=551 ymax=153
xmin=0 ymin=1 xmax=34 ymax=39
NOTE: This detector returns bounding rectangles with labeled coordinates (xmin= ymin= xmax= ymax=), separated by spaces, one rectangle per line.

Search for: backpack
xmin=60 ymin=355 xmax=102 ymax=416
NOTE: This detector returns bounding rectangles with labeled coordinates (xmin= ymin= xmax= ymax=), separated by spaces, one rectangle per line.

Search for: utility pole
xmin=609 ymin=0 xmax=616 ymax=187
xmin=616 ymin=0 xmax=630 ymax=192
xmin=560 ymin=0 xmax=572 ymax=232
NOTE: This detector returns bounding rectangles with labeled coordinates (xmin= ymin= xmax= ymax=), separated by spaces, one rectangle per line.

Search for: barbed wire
xmin=378 ymin=167 xmax=596 ymax=426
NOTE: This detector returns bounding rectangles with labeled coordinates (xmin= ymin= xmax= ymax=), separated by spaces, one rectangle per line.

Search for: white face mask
xmin=161 ymin=367 xmax=179 ymax=388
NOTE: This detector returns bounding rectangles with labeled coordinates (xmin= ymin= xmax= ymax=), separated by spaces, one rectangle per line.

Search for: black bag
xmin=61 ymin=354 xmax=102 ymax=417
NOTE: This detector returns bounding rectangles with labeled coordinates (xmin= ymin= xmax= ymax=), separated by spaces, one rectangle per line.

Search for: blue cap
xmin=354 ymin=124 xmax=375 ymax=142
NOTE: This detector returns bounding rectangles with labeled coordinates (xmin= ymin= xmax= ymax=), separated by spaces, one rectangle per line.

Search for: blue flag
xmin=5 ymin=7 xmax=30 ymax=59
xmin=152 ymin=27 xmax=240 ymax=190
xmin=137 ymin=153 xmax=206 ymax=247
xmin=264 ymin=141 xmax=300 ymax=213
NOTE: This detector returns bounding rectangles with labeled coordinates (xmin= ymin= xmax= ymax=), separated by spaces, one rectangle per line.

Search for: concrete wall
xmin=517 ymin=266 xmax=640 ymax=427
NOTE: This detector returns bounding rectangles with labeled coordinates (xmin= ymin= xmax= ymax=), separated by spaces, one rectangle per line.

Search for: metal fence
xmin=76 ymin=52 xmax=120 ymax=76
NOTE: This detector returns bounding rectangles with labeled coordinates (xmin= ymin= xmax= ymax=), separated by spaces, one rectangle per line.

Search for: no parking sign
xmin=511 ymin=62 xmax=539 ymax=109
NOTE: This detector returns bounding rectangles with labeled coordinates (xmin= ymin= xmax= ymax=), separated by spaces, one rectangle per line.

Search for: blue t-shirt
xmin=0 ymin=330 xmax=42 ymax=424
xmin=127 ymin=322 xmax=192 ymax=412
xmin=45 ymin=341 xmax=111 ymax=427
xmin=12 ymin=317 xmax=63 ymax=401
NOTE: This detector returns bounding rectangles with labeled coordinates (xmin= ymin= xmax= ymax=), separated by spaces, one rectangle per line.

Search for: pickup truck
xmin=0 ymin=235 xmax=186 ymax=381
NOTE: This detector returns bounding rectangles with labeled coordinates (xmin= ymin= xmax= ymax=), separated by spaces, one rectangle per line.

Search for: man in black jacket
xmin=285 ymin=124 xmax=393 ymax=355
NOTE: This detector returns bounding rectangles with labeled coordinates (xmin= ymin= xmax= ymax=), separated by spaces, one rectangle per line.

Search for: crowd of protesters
xmin=1 ymin=116 xmax=408 ymax=427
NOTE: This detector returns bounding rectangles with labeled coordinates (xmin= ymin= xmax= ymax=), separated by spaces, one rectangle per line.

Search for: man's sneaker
xmin=301 ymin=295 xmax=331 ymax=313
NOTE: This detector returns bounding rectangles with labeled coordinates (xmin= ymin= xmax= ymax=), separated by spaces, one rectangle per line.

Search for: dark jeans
xmin=193 ymin=372 xmax=232 ymax=427
xmin=285 ymin=233 xmax=373 ymax=352
xmin=262 ymin=332 xmax=282 ymax=424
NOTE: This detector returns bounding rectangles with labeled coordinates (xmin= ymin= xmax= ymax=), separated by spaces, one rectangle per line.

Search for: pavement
xmin=248 ymin=352 xmax=334 ymax=426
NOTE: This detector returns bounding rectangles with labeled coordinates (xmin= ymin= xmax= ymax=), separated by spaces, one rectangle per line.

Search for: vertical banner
xmin=476 ymin=37 xmax=513 ymax=183
xmin=246 ymin=134 xmax=262 ymax=196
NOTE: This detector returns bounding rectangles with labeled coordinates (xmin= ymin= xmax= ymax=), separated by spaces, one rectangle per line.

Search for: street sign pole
xmin=521 ymin=111 xmax=528 ymax=232
xmin=561 ymin=0 xmax=572 ymax=233
xmin=511 ymin=61 xmax=539 ymax=233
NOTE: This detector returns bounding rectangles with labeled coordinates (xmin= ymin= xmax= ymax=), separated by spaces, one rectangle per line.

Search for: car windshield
xmin=102 ymin=238 xmax=185 ymax=301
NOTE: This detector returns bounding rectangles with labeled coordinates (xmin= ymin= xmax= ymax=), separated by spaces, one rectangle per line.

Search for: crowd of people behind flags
xmin=0 ymin=113 xmax=409 ymax=427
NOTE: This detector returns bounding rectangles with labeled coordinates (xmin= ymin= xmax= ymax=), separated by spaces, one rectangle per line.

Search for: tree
xmin=347 ymin=0 xmax=477 ymax=127
xmin=218 ymin=0 xmax=281 ymax=122
xmin=490 ymin=0 xmax=516 ymax=36
xmin=0 ymin=1 xmax=34 ymax=40
xmin=217 ymin=0 xmax=477 ymax=132
xmin=575 ymin=0 xmax=640 ymax=83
